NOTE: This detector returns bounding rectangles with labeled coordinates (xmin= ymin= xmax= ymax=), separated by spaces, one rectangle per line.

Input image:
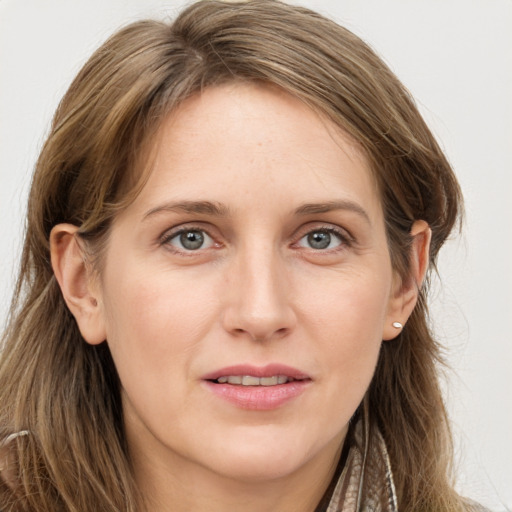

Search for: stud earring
xmin=392 ymin=321 xmax=403 ymax=329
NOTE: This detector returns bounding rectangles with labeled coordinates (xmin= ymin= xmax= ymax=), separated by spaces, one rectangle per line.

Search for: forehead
xmin=127 ymin=82 xmax=382 ymax=221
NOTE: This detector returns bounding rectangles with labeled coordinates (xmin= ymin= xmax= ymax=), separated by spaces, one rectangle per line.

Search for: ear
xmin=50 ymin=224 xmax=106 ymax=345
xmin=382 ymin=220 xmax=431 ymax=341
xmin=0 ymin=431 xmax=29 ymax=490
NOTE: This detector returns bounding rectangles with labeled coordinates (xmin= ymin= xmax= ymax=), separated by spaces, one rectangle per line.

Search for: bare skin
xmin=51 ymin=83 xmax=430 ymax=511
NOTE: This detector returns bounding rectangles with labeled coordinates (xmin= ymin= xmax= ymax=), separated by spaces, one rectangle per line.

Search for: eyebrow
xmin=294 ymin=200 xmax=371 ymax=224
xmin=142 ymin=199 xmax=371 ymax=224
xmin=142 ymin=200 xmax=231 ymax=221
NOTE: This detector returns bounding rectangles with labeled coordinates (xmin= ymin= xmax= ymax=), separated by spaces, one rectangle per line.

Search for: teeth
xmin=260 ymin=376 xmax=278 ymax=386
xmin=242 ymin=375 xmax=261 ymax=386
xmin=216 ymin=375 xmax=294 ymax=386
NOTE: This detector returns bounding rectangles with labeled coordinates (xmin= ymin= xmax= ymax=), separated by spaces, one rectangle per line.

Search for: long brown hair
xmin=0 ymin=1 xmax=465 ymax=510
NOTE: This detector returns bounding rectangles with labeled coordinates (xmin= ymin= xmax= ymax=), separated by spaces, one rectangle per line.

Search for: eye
xmin=164 ymin=229 xmax=215 ymax=251
xmin=298 ymin=229 xmax=344 ymax=250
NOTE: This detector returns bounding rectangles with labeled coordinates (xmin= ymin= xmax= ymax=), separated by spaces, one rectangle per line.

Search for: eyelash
xmin=295 ymin=225 xmax=353 ymax=252
xmin=159 ymin=224 xmax=353 ymax=255
xmin=159 ymin=225 xmax=218 ymax=254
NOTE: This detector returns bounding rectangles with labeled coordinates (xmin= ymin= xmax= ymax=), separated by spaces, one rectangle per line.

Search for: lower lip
xmin=203 ymin=380 xmax=310 ymax=410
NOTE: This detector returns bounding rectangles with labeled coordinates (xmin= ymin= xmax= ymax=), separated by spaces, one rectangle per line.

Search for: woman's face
xmin=91 ymin=83 xmax=405 ymax=485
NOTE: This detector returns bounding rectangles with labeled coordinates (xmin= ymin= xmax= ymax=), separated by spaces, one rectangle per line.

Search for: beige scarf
xmin=321 ymin=412 xmax=489 ymax=512
xmin=321 ymin=413 xmax=397 ymax=512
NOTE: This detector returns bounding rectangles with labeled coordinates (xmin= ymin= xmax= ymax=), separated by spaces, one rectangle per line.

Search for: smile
xmin=215 ymin=375 xmax=297 ymax=386
xmin=202 ymin=364 xmax=311 ymax=410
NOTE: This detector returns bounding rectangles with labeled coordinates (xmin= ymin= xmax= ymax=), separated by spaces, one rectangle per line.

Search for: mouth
xmin=202 ymin=364 xmax=310 ymax=385
xmin=212 ymin=375 xmax=303 ymax=386
xmin=202 ymin=365 xmax=311 ymax=410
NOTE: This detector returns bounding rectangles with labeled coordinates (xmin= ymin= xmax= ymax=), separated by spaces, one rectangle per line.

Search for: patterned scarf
xmin=318 ymin=412 xmax=488 ymax=512
xmin=315 ymin=408 xmax=397 ymax=512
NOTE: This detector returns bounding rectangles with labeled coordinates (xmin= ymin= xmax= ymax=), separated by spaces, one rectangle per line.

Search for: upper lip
xmin=202 ymin=364 xmax=310 ymax=381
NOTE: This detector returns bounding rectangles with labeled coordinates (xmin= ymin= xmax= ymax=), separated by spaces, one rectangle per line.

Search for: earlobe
xmin=50 ymin=224 xmax=106 ymax=345
xmin=383 ymin=220 xmax=431 ymax=341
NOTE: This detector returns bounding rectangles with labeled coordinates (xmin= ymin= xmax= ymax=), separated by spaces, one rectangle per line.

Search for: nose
xmin=221 ymin=247 xmax=296 ymax=343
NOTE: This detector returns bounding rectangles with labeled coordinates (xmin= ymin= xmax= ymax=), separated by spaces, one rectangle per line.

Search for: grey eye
xmin=299 ymin=230 xmax=342 ymax=250
xmin=168 ymin=229 xmax=214 ymax=251
xmin=180 ymin=231 xmax=204 ymax=250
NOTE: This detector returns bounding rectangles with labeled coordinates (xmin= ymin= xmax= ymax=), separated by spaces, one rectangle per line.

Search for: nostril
xmin=229 ymin=326 xmax=290 ymax=343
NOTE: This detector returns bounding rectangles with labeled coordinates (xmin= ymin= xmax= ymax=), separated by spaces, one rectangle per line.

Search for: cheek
xmin=297 ymin=266 xmax=391 ymax=343
xmin=296 ymin=268 xmax=389 ymax=396
xmin=100 ymin=264 xmax=220 ymax=381
xmin=98 ymin=266 xmax=224 ymax=442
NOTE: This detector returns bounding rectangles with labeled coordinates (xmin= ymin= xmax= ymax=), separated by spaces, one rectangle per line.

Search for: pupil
xmin=180 ymin=231 xmax=204 ymax=250
xmin=308 ymin=231 xmax=330 ymax=249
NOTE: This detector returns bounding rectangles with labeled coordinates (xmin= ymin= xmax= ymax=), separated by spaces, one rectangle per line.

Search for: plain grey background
xmin=1 ymin=1 xmax=511 ymax=510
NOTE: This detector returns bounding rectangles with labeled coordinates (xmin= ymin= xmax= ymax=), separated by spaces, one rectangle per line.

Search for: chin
xmin=208 ymin=451 xmax=306 ymax=483
xmin=197 ymin=426 xmax=333 ymax=483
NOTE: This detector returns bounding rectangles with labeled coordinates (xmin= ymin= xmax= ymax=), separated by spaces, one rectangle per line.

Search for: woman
xmin=0 ymin=1 xmax=488 ymax=510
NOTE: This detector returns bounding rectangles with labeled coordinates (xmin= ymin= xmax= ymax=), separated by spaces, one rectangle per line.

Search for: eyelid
xmin=159 ymin=223 xmax=220 ymax=253
xmin=292 ymin=223 xmax=354 ymax=250
xmin=157 ymin=221 xmax=354 ymax=254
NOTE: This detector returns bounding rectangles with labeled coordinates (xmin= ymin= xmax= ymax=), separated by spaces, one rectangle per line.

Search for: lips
xmin=202 ymin=364 xmax=310 ymax=382
xmin=216 ymin=375 xmax=293 ymax=386
xmin=202 ymin=364 xmax=311 ymax=410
